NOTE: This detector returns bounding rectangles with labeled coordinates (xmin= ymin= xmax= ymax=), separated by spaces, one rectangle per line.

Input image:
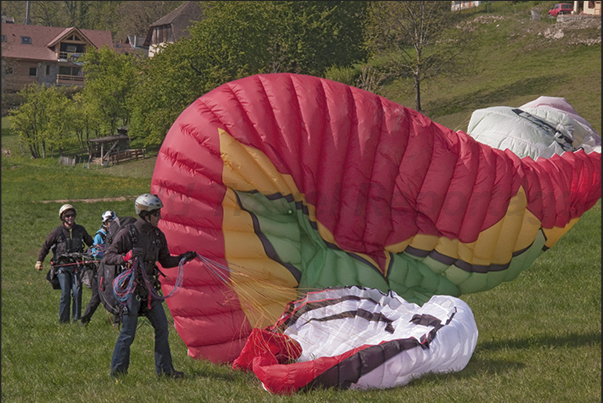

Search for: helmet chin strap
xmin=140 ymin=211 xmax=152 ymax=224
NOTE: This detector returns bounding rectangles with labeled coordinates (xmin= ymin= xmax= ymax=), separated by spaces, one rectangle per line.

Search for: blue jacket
xmin=91 ymin=225 xmax=109 ymax=259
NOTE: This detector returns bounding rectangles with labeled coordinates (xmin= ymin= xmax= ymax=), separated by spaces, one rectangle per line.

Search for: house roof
xmin=112 ymin=41 xmax=147 ymax=58
xmin=143 ymin=1 xmax=204 ymax=47
xmin=1 ymin=23 xmax=113 ymax=62
xmin=47 ymin=27 xmax=95 ymax=48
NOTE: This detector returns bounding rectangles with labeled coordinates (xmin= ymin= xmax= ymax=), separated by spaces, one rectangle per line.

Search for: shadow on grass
xmin=403 ymin=331 xmax=600 ymax=386
xmin=395 ymin=358 xmax=525 ymax=389
xmin=425 ymin=74 xmax=565 ymax=118
xmin=477 ymin=331 xmax=601 ymax=351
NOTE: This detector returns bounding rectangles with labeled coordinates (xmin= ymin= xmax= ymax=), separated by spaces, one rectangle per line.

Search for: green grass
xmin=2 ymin=3 xmax=601 ymax=402
xmin=380 ymin=2 xmax=602 ymax=135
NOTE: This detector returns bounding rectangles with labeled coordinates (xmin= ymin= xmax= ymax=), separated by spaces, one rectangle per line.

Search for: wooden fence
xmin=109 ymin=149 xmax=146 ymax=165
xmin=59 ymin=155 xmax=77 ymax=166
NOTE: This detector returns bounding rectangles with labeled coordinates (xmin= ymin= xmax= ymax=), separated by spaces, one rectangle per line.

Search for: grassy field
xmin=2 ymin=2 xmax=601 ymax=402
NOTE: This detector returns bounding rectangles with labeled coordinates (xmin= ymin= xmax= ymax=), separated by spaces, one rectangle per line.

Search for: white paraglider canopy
xmin=465 ymin=96 xmax=601 ymax=159
xmin=233 ymin=286 xmax=478 ymax=394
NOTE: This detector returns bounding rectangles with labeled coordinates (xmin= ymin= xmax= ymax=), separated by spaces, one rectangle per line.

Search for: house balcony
xmin=57 ymin=74 xmax=85 ymax=86
xmin=58 ymin=52 xmax=84 ymax=63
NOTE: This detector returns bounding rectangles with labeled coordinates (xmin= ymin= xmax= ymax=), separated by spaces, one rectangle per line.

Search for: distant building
xmin=112 ymin=35 xmax=148 ymax=59
xmin=582 ymin=1 xmax=602 ymax=15
xmin=451 ymin=1 xmax=483 ymax=12
xmin=143 ymin=1 xmax=204 ymax=58
xmin=1 ymin=23 xmax=113 ymax=92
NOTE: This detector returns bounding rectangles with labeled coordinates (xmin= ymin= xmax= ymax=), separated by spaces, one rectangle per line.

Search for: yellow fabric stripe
xmin=542 ymin=217 xmax=580 ymax=248
xmin=219 ymin=128 xmax=381 ymax=269
xmin=392 ymin=187 xmax=544 ymax=266
xmin=220 ymin=136 xmax=299 ymax=328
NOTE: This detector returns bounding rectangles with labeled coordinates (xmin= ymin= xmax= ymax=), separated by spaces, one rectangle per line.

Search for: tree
xmin=128 ymin=39 xmax=210 ymax=146
xmin=81 ymin=46 xmax=140 ymax=137
xmin=130 ymin=1 xmax=368 ymax=145
xmin=9 ymin=83 xmax=72 ymax=158
xmin=2 ymin=1 xmax=122 ymax=37
xmin=67 ymin=92 xmax=95 ymax=149
xmin=187 ymin=1 xmax=367 ymax=77
xmin=364 ymin=1 xmax=471 ymax=112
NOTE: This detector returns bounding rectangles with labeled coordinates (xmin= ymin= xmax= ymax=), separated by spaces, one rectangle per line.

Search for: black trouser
xmin=81 ymin=272 xmax=100 ymax=324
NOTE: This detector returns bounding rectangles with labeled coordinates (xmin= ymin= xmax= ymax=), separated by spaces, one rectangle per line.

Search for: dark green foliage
xmin=129 ymin=1 xmax=368 ymax=145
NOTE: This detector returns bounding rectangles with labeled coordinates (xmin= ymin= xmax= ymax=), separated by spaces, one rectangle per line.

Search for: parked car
xmin=549 ymin=3 xmax=574 ymax=16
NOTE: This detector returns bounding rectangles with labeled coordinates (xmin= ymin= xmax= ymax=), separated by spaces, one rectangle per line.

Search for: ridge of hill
xmin=380 ymin=4 xmax=600 ymax=134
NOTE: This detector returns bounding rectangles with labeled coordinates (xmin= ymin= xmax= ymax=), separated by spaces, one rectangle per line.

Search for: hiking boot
xmin=110 ymin=370 xmax=127 ymax=380
xmin=161 ymin=370 xmax=184 ymax=379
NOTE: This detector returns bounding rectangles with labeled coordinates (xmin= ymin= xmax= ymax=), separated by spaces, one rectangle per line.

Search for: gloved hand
xmin=132 ymin=247 xmax=144 ymax=259
xmin=123 ymin=248 xmax=145 ymax=262
xmin=123 ymin=250 xmax=132 ymax=262
xmin=180 ymin=251 xmax=197 ymax=263
xmin=35 ymin=261 xmax=43 ymax=271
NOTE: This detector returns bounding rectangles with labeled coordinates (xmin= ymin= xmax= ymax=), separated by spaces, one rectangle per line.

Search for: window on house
xmin=1 ymin=35 xmax=6 ymax=42
xmin=29 ymin=67 xmax=37 ymax=76
xmin=58 ymin=66 xmax=81 ymax=76
xmin=21 ymin=36 xmax=32 ymax=44
xmin=60 ymin=42 xmax=87 ymax=54
xmin=46 ymin=65 xmax=50 ymax=75
xmin=4 ymin=66 xmax=14 ymax=75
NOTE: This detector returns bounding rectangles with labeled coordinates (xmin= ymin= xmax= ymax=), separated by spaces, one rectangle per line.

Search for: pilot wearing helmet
xmin=103 ymin=194 xmax=196 ymax=379
xmin=36 ymin=204 xmax=94 ymax=324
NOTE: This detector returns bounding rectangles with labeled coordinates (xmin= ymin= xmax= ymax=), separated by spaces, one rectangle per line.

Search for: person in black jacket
xmin=35 ymin=204 xmax=94 ymax=324
xmin=103 ymin=194 xmax=196 ymax=379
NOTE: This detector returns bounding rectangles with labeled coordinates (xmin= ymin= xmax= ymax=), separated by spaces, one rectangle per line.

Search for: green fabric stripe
xmin=234 ymin=190 xmax=546 ymax=305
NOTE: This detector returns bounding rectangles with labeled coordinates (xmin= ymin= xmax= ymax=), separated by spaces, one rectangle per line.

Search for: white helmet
xmin=102 ymin=210 xmax=116 ymax=223
xmin=59 ymin=204 xmax=76 ymax=219
xmin=135 ymin=193 xmax=163 ymax=215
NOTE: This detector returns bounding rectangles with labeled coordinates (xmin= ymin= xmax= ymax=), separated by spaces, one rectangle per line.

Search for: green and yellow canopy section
xmin=151 ymin=73 xmax=601 ymax=364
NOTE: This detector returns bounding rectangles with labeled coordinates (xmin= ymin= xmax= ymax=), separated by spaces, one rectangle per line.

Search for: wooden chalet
xmin=143 ymin=1 xmax=204 ymax=58
xmin=1 ymin=23 xmax=113 ymax=92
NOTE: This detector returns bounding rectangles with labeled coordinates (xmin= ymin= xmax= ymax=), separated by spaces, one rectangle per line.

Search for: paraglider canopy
xmin=233 ymin=286 xmax=479 ymax=394
xmin=150 ymin=73 xmax=601 ymax=363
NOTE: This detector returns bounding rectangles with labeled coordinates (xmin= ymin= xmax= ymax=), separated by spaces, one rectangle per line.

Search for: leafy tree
xmin=128 ymin=39 xmax=210 ymax=146
xmin=187 ymin=1 xmax=367 ymax=77
xmin=81 ymin=46 xmax=140 ymax=137
xmin=9 ymin=84 xmax=72 ymax=158
xmin=130 ymin=1 xmax=368 ymax=145
xmin=364 ymin=1 xmax=471 ymax=112
xmin=67 ymin=91 xmax=96 ymax=149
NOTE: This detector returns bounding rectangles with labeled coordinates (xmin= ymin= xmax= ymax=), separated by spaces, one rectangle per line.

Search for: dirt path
xmin=38 ymin=196 xmax=137 ymax=204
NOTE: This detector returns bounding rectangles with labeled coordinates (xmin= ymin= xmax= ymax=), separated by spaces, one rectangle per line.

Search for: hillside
xmin=380 ymin=2 xmax=601 ymax=135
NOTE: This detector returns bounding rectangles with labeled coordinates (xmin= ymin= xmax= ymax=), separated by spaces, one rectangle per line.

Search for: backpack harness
xmin=112 ymin=225 xmax=183 ymax=311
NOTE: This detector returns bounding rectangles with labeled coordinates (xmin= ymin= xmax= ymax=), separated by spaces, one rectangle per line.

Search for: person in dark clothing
xmin=103 ymin=194 xmax=196 ymax=379
xmin=35 ymin=204 xmax=94 ymax=324
xmin=81 ymin=210 xmax=116 ymax=326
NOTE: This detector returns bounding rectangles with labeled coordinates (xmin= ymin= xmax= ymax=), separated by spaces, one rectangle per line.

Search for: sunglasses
xmin=64 ymin=214 xmax=76 ymax=218
xmin=151 ymin=210 xmax=161 ymax=217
